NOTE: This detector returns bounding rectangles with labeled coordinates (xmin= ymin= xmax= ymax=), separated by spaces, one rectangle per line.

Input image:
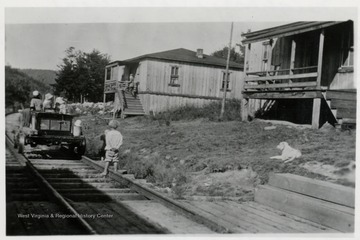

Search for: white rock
xmin=264 ymin=126 xmax=277 ymax=130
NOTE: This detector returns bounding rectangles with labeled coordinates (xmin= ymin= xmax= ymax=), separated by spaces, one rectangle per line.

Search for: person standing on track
xmin=100 ymin=120 xmax=123 ymax=176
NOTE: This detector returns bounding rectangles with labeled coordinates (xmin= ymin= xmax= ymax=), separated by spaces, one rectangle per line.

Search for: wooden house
xmin=103 ymin=48 xmax=243 ymax=117
xmin=241 ymin=21 xmax=355 ymax=128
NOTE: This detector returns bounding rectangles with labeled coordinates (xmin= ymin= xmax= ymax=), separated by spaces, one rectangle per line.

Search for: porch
xmin=241 ymin=21 xmax=355 ymax=129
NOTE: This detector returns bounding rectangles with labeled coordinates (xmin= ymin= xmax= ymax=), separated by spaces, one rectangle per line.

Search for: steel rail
xmin=5 ymin=134 xmax=97 ymax=235
xmin=6 ymin=112 xmax=228 ymax=233
xmin=81 ymin=156 xmax=231 ymax=233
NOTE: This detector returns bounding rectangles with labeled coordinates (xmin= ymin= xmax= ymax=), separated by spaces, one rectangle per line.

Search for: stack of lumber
xmin=255 ymin=173 xmax=355 ymax=232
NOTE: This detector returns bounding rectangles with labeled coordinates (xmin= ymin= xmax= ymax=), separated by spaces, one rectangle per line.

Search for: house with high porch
xmin=104 ymin=48 xmax=243 ymax=118
xmin=241 ymin=21 xmax=355 ymax=128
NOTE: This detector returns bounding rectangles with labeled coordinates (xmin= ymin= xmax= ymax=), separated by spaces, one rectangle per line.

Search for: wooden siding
xmin=140 ymin=94 xmax=219 ymax=114
xmin=138 ymin=59 xmax=243 ymax=113
xmin=247 ymin=42 xmax=264 ymax=73
xmin=330 ymin=72 xmax=355 ymax=89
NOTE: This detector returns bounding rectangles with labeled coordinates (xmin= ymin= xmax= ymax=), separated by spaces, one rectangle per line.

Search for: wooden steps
xmin=254 ymin=173 xmax=355 ymax=232
xmin=122 ymin=91 xmax=145 ymax=117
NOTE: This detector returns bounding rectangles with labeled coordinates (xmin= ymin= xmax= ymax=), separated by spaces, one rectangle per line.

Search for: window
xmin=106 ymin=68 xmax=111 ymax=80
xmin=221 ymin=72 xmax=231 ymax=91
xmin=40 ymin=119 xmax=71 ymax=131
xmin=169 ymin=66 xmax=180 ymax=86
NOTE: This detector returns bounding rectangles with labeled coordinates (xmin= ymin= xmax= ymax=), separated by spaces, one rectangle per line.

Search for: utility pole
xmin=220 ymin=22 xmax=234 ymax=120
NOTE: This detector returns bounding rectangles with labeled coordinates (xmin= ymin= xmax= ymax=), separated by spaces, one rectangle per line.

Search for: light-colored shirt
xmin=30 ymin=98 xmax=42 ymax=111
xmin=105 ymin=129 xmax=123 ymax=150
xmin=43 ymin=99 xmax=53 ymax=110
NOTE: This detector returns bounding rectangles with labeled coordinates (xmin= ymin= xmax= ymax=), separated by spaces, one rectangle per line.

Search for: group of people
xmin=24 ymin=90 xmax=123 ymax=177
xmin=30 ymin=90 xmax=67 ymax=113
xmin=17 ymin=90 xmax=68 ymax=130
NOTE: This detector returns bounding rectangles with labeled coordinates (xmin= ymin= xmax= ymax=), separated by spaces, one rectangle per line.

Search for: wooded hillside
xmin=19 ymin=68 xmax=57 ymax=85
xmin=5 ymin=66 xmax=53 ymax=110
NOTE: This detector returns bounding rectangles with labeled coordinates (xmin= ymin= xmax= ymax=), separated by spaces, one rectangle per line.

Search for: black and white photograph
xmin=2 ymin=2 xmax=358 ymax=238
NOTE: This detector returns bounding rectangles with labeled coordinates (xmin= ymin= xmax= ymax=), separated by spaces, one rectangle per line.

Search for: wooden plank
xmin=268 ymin=173 xmax=355 ymax=208
xmin=336 ymin=108 xmax=356 ymax=119
xmin=244 ymin=81 xmax=317 ymax=89
xmin=330 ymin=99 xmax=356 ymax=109
xmin=138 ymin=90 xmax=223 ymax=100
xmin=214 ymin=201 xmax=297 ymax=233
xmin=312 ymin=98 xmax=321 ymax=128
xmin=245 ymin=201 xmax=339 ymax=233
xmin=179 ymin=201 xmax=246 ymax=233
xmin=317 ymin=30 xmax=325 ymax=89
xmin=121 ymin=200 xmax=213 ymax=234
xmin=245 ymin=72 xmax=318 ymax=82
xmin=243 ymin=90 xmax=322 ymax=99
xmin=326 ymin=90 xmax=357 ymax=101
xmin=220 ymin=201 xmax=330 ymax=233
xmin=254 ymin=185 xmax=354 ymax=232
xmin=193 ymin=201 xmax=282 ymax=233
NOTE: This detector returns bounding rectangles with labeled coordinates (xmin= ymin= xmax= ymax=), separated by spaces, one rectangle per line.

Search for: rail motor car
xmin=15 ymin=112 xmax=86 ymax=156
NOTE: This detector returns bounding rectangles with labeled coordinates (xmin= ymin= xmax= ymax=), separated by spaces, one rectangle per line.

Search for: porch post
xmin=103 ymin=68 xmax=107 ymax=105
xmin=312 ymin=29 xmax=325 ymax=129
xmin=312 ymin=98 xmax=321 ymax=129
xmin=241 ymin=98 xmax=249 ymax=121
xmin=290 ymin=39 xmax=296 ymax=75
xmin=316 ymin=29 xmax=325 ymax=89
xmin=241 ymin=43 xmax=250 ymax=121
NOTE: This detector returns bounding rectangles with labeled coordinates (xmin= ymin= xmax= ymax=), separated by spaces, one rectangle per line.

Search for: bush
xmin=151 ymin=99 xmax=242 ymax=122
xmin=120 ymin=151 xmax=189 ymax=197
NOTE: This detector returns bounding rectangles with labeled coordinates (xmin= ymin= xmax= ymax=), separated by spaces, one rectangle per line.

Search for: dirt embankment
xmin=80 ymin=115 xmax=356 ymax=200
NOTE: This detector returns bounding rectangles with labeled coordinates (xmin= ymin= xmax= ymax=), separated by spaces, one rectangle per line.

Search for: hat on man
xmin=33 ymin=90 xmax=39 ymax=97
xmin=108 ymin=120 xmax=119 ymax=129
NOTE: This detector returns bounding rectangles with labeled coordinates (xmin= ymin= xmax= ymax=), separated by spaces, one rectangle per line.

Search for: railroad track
xmin=6 ymin=113 xmax=344 ymax=235
xmin=5 ymin=131 xmax=218 ymax=235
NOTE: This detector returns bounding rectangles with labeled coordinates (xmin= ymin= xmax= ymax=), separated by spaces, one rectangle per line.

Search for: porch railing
xmin=244 ymin=66 xmax=318 ymax=92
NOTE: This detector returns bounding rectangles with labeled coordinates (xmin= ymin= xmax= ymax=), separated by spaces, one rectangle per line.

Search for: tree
xmin=53 ymin=47 xmax=111 ymax=102
xmin=211 ymin=29 xmax=251 ymax=64
xmin=211 ymin=46 xmax=244 ymax=64
xmin=5 ymin=66 xmax=31 ymax=110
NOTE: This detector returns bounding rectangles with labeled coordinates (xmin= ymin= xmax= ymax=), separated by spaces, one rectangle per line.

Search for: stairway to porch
xmin=324 ymin=90 xmax=356 ymax=128
xmin=121 ymin=90 xmax=145 ymax=117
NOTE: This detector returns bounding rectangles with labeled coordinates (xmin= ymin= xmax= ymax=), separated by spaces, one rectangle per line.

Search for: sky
xmin=5 ymin=22 xmax=286 ymax=70
xmin=4 ymin=7 xmax=357 ymax=70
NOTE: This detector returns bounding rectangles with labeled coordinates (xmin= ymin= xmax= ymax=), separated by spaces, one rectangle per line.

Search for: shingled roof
xmin=109 ymin=48 xmax=243 ymax=70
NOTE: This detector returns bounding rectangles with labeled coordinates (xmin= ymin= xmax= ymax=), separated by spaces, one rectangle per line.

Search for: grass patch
xmin=150 ymin=99 xmax=242 ymax=122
